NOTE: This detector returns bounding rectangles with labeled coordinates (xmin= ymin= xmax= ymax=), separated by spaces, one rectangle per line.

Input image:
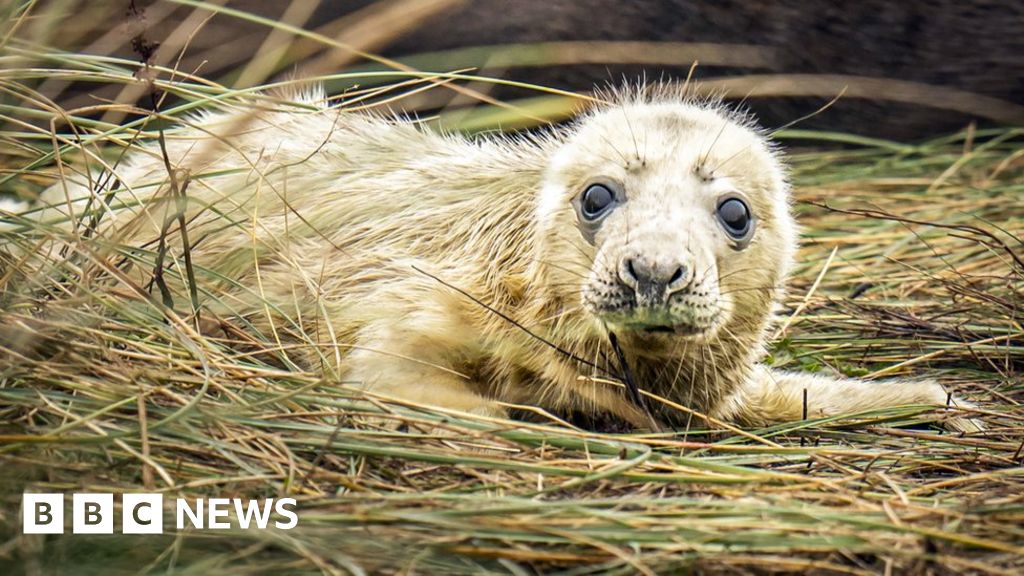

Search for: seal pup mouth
xmin=617 ymin=321 xmax=686 ymax=335
xmin=609 ymin=308 xmax=720 ymax=338
xmin=624 ymin=322 xmax=708 ymax=337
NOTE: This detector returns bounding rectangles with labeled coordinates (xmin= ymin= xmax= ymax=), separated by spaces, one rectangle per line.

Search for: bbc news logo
xmin=23 ymin=493 xmax=298 ymax=534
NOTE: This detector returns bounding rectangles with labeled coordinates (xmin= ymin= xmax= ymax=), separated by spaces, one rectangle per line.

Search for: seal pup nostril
xmin=620 ymin=256 xmax=661 ymax=296
xmin=619 ymin=257 xmax=640 ymax=290
xmin=623 ymin=255 xmax=655 ymax=286
xmin=668 ymin=265 xmax=686 ymax=287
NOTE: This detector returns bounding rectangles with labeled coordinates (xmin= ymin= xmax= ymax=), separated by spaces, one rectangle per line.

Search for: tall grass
xmin=1 ymin=1 xmax=1022 ymax=574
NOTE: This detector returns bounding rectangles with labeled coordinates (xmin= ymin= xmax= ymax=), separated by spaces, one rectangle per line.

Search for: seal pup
xmin=1 ymin=84 xmax=980 ymax=432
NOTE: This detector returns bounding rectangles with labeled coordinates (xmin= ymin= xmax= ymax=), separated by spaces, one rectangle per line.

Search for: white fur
xmin=4 ymin=84 xmax=980 ymax=432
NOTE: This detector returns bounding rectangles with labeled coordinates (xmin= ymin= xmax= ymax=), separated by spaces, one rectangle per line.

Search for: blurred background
xmin=11 ymin=0 xmax=1024 ymax=139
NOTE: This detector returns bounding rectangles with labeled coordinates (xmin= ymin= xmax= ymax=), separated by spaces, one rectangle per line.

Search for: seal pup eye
xmin=716 ymin=196 xmax=754 ymax=246
xmin=580 ymin=184 xmax=616 ymax=220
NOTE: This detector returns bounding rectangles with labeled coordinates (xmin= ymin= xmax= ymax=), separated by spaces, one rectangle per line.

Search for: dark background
xmin=29 ymin=0 xmax=1024 ymax=138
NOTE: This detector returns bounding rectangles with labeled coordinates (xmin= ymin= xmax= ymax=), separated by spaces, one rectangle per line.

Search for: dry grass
xmin=1 ymin=1 xmax=1023 ymax=574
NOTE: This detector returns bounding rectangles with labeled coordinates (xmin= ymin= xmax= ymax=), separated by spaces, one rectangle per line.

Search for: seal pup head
xmin=534 ymin=87 xmax=796 ymax=347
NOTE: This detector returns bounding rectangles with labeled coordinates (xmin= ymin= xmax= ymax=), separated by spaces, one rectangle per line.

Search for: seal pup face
xmin=536 ymin=93 xmax=796 ymax=345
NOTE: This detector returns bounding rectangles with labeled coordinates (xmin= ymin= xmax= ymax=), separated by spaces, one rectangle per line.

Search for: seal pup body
xmin=3 ymin=86 xmax=979 ymax=431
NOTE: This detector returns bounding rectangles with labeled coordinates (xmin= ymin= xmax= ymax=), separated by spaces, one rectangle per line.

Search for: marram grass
xmin=1 ymin=1 xmax=1023 ymax=574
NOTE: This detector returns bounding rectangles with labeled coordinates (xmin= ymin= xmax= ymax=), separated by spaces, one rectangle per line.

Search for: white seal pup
xmin=0 ymin=85 xmax=980 ymax=432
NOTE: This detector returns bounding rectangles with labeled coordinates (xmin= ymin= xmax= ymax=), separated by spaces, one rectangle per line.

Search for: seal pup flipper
xmin=342 ymin=276 xmax=507 ymax=422
xmin=718 ymin=364 xmax=984 ymax=433
xmin=344 ymin=329 xmax=505 ymax=420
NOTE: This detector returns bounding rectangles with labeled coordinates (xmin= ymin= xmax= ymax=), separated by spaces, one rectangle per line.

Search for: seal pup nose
xmin=618 ymin=254 xmax=691 ymax=305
